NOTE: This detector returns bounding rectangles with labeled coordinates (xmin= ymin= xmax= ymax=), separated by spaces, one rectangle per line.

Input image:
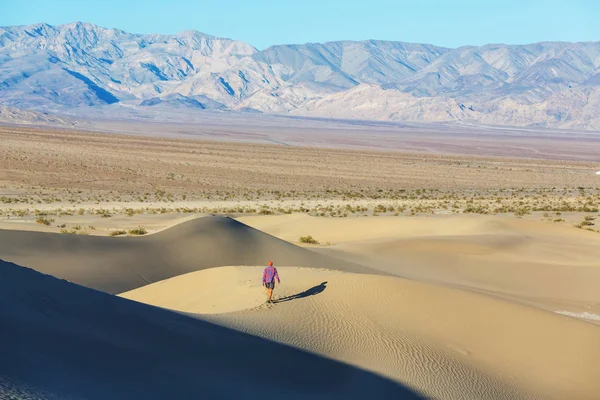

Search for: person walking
xmin=262 ymin=261 xmax=280 ymax=303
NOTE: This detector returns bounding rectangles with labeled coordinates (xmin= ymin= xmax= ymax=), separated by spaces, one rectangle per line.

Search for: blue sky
xmin=1 ymin=0 xmax=598 ymax=49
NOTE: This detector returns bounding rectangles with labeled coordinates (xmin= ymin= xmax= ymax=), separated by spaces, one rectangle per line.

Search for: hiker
xmin=262 ymin=261 xmax=280 ymax=303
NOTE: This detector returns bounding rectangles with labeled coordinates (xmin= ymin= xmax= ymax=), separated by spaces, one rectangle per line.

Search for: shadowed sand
xmin=0 ymin=259 xmax=421 ymax=399
xmin=122 ymin=266 xmax=600 ymax=400
xmin=4 ymin=214 xmax=600 ymax=399
xmin=0 ymin=216 xmax=376 ymax=294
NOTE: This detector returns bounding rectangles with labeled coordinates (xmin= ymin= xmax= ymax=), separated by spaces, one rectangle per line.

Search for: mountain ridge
xmin=1 ymin=22 xmax=599 ymax=129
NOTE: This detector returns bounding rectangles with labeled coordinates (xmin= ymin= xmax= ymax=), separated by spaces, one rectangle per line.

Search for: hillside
xmin=1 ymin=22 xmax=600 ymax=129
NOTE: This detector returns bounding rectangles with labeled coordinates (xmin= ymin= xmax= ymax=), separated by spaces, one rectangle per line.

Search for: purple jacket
xmin=262 ymin=266 xmax=280 ymax=284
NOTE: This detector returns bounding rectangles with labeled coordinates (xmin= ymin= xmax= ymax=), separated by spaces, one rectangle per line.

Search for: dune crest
xmin=122 ymin=266 xmax=600 ymax=400
xmin=0 ymin=259 xmax=422 ymax=399
xmin=121 ymin=266 xmax=268 ymax=314
xmin=239 ymin=214 xmax=600 ymax=319
xmin=0 ymin=215 xmax=374 ymax=294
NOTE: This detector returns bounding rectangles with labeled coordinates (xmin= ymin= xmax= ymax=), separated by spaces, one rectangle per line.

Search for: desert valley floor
xmin=1 ymin=123 xmax=599 ymax=399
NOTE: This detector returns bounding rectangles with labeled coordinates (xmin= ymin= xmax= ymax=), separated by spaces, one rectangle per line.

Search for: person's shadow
xmin=275 ymin=281 xmax=327 ymax=303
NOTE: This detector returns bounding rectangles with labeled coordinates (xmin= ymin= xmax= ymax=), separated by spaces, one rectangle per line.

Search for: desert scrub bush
xmin=463 ymin=205 xmax=489 ymax=214
xmin=514 ymin=208 xmax=531 ymax=217
xmin=128 ymin=227 xmax=147 ymax=236
xmin=299 ymin=235 xmax=319 ymax=244
xmin=95 ymin=209 xmax=112 ymax=218
xmin=36 ymin=217 xmax=54 ymax=226
xmin=109 ymin=229 xmax=127 ymax=237
xmin=374 ymin=204 xmax=388 ymax=213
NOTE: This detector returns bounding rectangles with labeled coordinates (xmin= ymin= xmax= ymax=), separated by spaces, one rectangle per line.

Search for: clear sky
xmin=1 ymin=0 xmax=598 ymax=49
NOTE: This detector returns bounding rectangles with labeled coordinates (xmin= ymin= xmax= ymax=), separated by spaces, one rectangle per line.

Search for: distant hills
xmin=1 ymin=22 xmax=599 ymax=129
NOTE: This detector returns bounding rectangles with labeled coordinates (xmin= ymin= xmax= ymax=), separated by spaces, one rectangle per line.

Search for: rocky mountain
xmin=1 ymin=22 xmax=599 ymax=129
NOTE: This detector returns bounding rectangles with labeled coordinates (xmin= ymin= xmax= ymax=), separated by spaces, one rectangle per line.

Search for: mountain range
xmin=1 ymin=22 xmax=599 ymax=129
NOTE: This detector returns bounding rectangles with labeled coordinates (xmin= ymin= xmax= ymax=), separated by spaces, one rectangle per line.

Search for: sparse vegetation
xmin=128 ymin=227 xmax=147 ymax=236
xmin=299 ymin=235 xmax=319 ymax=244
xmin=109 ymin=229 xmax=127 ymax=237
xmin=36 ymin=217 xmax=54 ymax=226
xmin=2 ymin=126 xmax=600 ymax=228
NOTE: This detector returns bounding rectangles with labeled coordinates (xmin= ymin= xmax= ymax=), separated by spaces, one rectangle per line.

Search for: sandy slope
xmin=5 ymin=213 xmax=600 ymax=399
xmin=122 ymin=266 xmax=600 ymax=400
xmin=0 ymin=259 xmax=420 ymax=399
xmin=237 ymin=213 xmax=600 ymax=246
xmin=238 ymin=214 xmax=600 ymax=319
xmin=0 ymin=215 xmax=375 ymax=293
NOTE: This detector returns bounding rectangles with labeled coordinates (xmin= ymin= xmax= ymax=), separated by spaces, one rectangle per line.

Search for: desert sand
xmin=239 ymin=214 xmax=600 ymax=320
xmin=2 ymin=211 xmax=600 ymax=398
xmin=2 ymin=125 xmax=600 ymax=203
xmin=0 ymin=259 xmax=418 ymax=399
xmin=2 ymin=124 xmax=600 ymax=399
xmin=122 ymin=266 xmax=600 ymax=399
xmin=0 ymin=216 xmax=376 ymax=293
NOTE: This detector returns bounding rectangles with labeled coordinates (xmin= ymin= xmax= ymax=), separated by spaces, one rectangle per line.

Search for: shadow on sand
xmin=0 ymin=216 xmax=374 ymax=294
xmin=0 ymin=260 xmax=423 ymax=399
xmin=275 ymin=281 xmax=328 ymax=303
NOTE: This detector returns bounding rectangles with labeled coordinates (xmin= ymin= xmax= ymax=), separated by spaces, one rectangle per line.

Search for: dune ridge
xmin=239 ymin=214 xmax=600 ymax=320
xmin=0 ymin=215 xmax=376 ymax=294
xmin=4 ymin=212 xmax=600 ymax=399
xmin=0 ymin=259 xmax=421 ymax=399
xmin=122 ymin=266 xmax=600 ymax=400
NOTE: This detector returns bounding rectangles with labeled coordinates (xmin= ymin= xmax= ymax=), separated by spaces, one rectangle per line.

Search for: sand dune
xmin=122 ymin=266 xmax=600 ymax=400
xmin=0 ymin=259 xmax=419 ymax=399
xmin=239 ymin=214 xmax=600 ymax=318
xmin=4 ymin=213 xmax=600 ymax=399
xmin=0 ymin=216 xmax=375 ymax=294
xmin=238 ymin=213 xmax=600 ymax=246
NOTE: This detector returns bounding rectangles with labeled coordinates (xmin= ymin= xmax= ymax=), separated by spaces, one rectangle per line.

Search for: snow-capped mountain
xmin=1 ymin=22 xmax=599 ymax=129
